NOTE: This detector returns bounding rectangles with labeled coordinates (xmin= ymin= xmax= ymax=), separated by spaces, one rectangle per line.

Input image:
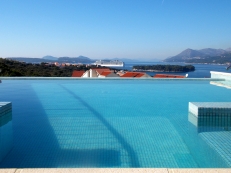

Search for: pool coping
xmin=211 ymin=71 xmax=231 ymax=77
xmin=0 ymin=77 xmax=225 ymax=81
xmin=0 ymin=168 xmax=231 ymax=173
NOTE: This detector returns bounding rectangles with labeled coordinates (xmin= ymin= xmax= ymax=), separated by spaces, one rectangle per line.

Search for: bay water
xmin=116 ymin=62 xmax=231 ymax=78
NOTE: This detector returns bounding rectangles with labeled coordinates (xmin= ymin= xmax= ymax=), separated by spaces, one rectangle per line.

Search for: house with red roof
xmin=121 ymin=72 xmax=151 ymax=78
xmin=89 ymin=68 xmax=110 ymax=77
xmin=71 ymin=70 xmax=85 ymax=77
xmin=98 ymin=71 xmax=119 ymax=78
xmin=92 ymin=68 xmax=119 ymax=78
xmin=74 ymin=68 xmax=119 ymax=78
xmin=116 ymin=70 xmax=126 ymax=76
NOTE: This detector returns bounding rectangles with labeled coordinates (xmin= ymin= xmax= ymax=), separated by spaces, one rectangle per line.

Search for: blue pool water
xmin=0 ymin=79 xmax=231 ymax=168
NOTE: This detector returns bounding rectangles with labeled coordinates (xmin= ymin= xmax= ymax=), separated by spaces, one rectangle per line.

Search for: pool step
xmin=0 ymin=102 xmax=12 ymax=126
xmin=0 ymin=102 xmax=13 ymax=163
xmin=188 ymin=102 xmax=231 ymax=129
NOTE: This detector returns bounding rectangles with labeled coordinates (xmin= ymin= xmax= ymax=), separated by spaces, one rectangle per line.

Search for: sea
xmin=114 ymin=62 xmax=231 ymax=78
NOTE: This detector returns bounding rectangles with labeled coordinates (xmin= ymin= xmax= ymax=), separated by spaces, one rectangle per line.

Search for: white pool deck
xmin=0 ymin=168 xmax=231 ymax=173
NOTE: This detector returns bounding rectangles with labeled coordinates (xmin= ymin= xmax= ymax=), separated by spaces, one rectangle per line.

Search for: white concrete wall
xmin=211 ymin=71 xmax=231 ymax=81
xmin=82 ymin=71 xmax=90 ymax=78
xmin=141 ymin=74 xmax=152 ymax=78
xmin=90 ymin=69 xmax=98 ymax=78
xmin=98 ymin=75 xmax=105 ymax=78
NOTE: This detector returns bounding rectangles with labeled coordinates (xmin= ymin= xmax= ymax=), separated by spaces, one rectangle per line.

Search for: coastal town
xmin=48 ymin=60 xmax=188 ymax=78
xmin=71 ymin=67 xmax=187 ymax=78
xmin=0 ymin=58 xmax=189 ymax=78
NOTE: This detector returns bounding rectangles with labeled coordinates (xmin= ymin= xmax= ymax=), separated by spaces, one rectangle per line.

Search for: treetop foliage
xmin=0 ymin=58 xmax=90 ymax=77
xmin=133 ymin=64 xmax=195 ymax=72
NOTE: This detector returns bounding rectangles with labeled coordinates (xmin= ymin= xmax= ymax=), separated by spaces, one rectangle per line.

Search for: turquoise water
xmin=0 ymin=79 xmax=231 ymax=168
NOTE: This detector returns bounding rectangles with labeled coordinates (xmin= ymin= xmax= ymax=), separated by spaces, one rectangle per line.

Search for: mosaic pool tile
xmin=188 ymin=102 xmax=231 ymax=129
xmin=0 ymin=102 xmax=13 ymax=163
xmin=1 ymin=80 xmax=231 ymax=168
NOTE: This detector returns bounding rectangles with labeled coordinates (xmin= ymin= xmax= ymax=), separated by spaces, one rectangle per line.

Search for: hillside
xmin=0 ymin=58 xmax=91 ymax=77
xmin=165 ymin=49 xmax=205 ymax=62
xmin=133 ymin=65 xmax=195 ymax=72
xmin=164 ymin=48 xmax=229 ymax=63
xmin=185 ymin=52 xmax=231 ymax=64
xmin=43 ymin=55 xmax=58 ymax=60
xmin=7 ymin=56 xmax=94 ymax=64
xmin=226 ymin=47 xmax=231 ymax=52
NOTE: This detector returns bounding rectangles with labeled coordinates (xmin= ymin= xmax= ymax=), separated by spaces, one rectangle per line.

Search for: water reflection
xmin=0 ymin=102 xmax=13 ymax=163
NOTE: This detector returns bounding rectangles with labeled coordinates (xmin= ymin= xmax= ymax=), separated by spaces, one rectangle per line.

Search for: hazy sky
xmin=0 ymin=0 xmax=231 ymax=60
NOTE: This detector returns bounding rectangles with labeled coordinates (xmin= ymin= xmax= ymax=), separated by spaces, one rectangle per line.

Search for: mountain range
xmin=6 ymin=56 xmax=139 ymax=64
xmin=164 ymin=48 xmax=231 ymax=62
xmin=6 ymin=56 xmax=95 ymax=64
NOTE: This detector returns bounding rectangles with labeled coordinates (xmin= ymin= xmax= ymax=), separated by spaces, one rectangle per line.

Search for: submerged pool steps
xmin=188 ymin=102 xmax=231 ymax=130
xmin=0 ymin=102 xmax=13 ymax=163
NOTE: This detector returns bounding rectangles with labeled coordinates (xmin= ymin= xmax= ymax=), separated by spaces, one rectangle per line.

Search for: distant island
xmin=133 ymin=65 xmax=195 ymax=72
xmin=5 ymin=56 xmax=138 ymax=64
xmin=164 ymin=47 xmax=231 ymax=64
xmin=6 ymin=56 xmax=94 ymax=64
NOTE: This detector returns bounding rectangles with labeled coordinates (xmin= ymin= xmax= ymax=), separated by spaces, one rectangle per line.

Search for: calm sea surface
xmin=115 ymin=62 xmax=231 ymax=78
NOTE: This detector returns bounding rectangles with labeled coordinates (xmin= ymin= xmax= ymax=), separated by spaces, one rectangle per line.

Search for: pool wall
xmin=211 ymin=71 xmax=231 ymax=81
xmin=0 ymin=102 xmax=13 ymax=163
xmin=210 ymin=71 xmax=231 ymax=88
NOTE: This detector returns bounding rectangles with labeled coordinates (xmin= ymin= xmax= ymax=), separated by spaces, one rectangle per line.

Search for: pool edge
xmin=0 ymin=168 xmax=230 ymax=173
xmin=0 ymin=77 xmax=225 ymax=81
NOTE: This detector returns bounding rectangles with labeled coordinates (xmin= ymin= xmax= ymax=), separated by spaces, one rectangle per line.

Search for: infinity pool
xmin=0 ymin=79 xmax=231 ymax=168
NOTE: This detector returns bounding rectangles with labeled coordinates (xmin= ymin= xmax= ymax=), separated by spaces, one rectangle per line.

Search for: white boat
xmin=94 ymin=60 xmax=124 ymax=67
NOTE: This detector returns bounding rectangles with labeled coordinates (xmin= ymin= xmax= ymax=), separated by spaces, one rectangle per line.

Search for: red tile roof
xmin=72 ymin=70 xmax=85 ymax=77
xmin=135 ymin=73 xmax=145 ymax=77
xmin=153 ymin=74 xmax=185 ymax=78
xmin=92 ymin=68 xmax=111 ymax=75
xmin=91 ymin=68 xmax=110 ymax=70
xmin=121 ymin=72 xmax=146 ymax=78
xmin=117 ymin=72 xmax=125 ymax=76
xmin=100 ymin=71 xmax=111 ymax=76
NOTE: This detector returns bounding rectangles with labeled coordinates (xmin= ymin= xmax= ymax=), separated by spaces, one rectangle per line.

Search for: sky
xmin=0 ymin=0 xmax=231 ymax=60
